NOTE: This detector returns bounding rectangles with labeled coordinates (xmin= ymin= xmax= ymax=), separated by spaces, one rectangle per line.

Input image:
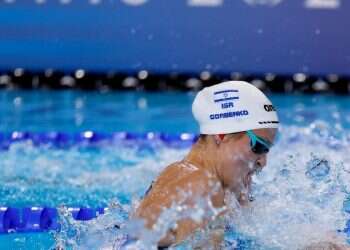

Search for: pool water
xmin=1 ymin=90 xmax=350 ymax=133
xmin=0 ymin=90 xmax=350 ymax=249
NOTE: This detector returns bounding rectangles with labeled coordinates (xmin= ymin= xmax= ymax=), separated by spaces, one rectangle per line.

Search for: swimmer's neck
xmin=183 ymin=137 xmax=223 ymax=184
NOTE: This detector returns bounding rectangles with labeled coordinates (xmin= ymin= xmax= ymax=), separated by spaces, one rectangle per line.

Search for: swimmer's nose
xmin=256 ymin=154 xmax=267 ymax=168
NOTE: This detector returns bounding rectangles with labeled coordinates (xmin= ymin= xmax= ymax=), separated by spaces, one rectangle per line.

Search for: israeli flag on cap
xmin=213 ymin=89 xmax=239 ymax=103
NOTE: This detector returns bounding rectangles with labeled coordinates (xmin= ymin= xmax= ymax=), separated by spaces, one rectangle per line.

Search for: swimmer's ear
xmin=214 ymin=134 xmax=224 ymax=145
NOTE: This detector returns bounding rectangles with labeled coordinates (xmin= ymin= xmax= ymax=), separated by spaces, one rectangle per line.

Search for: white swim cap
xmin=192 ymin=81 xmax=279 ymax=134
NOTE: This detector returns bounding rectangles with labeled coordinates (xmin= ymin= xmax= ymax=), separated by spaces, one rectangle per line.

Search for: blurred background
xmin=0 ymin=0 xmax=349 ymax=133
xmin=0 ymin=0 xmax=349 ymax=89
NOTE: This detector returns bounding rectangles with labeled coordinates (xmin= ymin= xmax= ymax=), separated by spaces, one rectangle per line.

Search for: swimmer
xmin=133 ymin=81 xmax=279 ymax=248
xmin=134 ymin=81 xmax=350 ymax=250
xmin=134 ymin=81 xmax=278 ymax=248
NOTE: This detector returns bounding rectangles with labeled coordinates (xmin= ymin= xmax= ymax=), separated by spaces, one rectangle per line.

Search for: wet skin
xmin=134 ymin=128 xmax=277 ymax=247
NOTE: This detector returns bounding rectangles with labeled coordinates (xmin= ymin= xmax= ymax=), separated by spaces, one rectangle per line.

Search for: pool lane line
xmin=0 ymin=131 xmax=199 ymax=149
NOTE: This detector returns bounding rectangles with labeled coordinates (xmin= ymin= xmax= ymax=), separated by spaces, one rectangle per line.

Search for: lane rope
xmin=0 ymin=131 xmax=198 ymax=149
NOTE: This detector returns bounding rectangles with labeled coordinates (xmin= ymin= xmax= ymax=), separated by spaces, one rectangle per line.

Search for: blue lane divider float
xmin=0 ymin=207 xmax=107 ymax=234
xmin=0 ymin=131 xmax=198 ymax=150
xmin=1 ymin=206 xmax=350 ymax=236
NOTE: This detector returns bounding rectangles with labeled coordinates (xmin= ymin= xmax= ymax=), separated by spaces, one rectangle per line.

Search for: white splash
xmin=1 ymin=124 xmax=350 ymax=249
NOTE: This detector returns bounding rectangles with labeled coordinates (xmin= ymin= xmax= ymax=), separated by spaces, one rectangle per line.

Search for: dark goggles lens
xmin=246 ymin=130 xmax=272 ymax=155
xmin=251 ymin=140 xmax=270 ymax=154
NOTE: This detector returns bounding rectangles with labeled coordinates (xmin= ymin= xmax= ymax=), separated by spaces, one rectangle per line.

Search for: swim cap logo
xmin=209 ymin=89 xmax=248 ymax=120
xmin=264 ymin=104 xmax=275 ymax=112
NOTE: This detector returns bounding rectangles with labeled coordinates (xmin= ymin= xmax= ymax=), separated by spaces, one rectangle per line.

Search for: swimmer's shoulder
xmin=135 ymin=161 xmax=202 ymax=223
xmin=162 ymin=162 xmax=224 ymax=204
xmin=138 ymin=161 xmax=224 ymax=211
xmin=135 ymin=161 xmax=225 ymax=228
xmin=153 ymin=161 xmax=202 ymax=187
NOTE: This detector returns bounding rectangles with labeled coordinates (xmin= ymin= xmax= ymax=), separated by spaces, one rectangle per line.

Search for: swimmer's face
xmin=216 ymin=128 xmax=277 ymax=201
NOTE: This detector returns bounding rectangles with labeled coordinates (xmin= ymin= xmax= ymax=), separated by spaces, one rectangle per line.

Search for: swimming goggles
xmin=246 ymin=130 xmax=273 ymax=155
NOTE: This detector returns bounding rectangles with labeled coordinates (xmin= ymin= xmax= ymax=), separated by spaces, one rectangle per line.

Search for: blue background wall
xmin=0 ymin=0 xmax=349 ymax=75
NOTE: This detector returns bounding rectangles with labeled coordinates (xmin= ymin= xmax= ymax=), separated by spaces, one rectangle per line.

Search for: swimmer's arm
xmin=157 ymin=219 xmax=206 ymax=247
xmin=158 ymin=204 xmax=222 ymax=246
xmin=172 ymin=218 xmax=225 ymax=249
xmin=174 ymin=218 xmax=206 ymax=243
xmin=141 ymin=170 xmax=225 ymax=247
xmin=172 ymin=175 xmax=226 ymax=247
